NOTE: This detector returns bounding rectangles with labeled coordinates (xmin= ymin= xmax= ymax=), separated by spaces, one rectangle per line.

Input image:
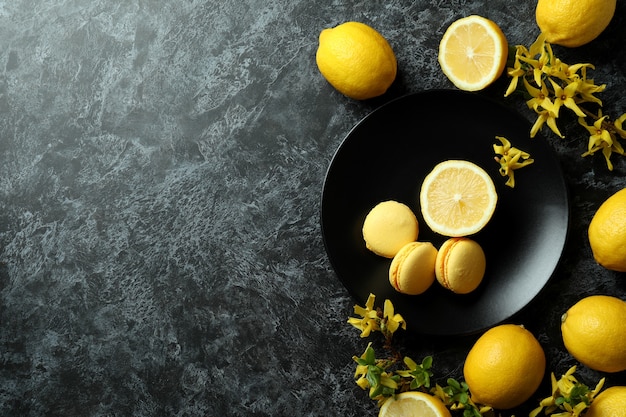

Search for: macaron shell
xmin=436 ymin=237 xmax=486 ymax=294
xmin=389 ymin=242 xmax=438 ymax=295
xmin=362 ymin=200 xmax=419 ymax=258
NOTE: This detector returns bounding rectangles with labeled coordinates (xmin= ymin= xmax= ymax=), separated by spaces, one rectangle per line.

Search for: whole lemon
xmin=588 ymin=188 xmax=626 ymax=272
xmin=536 ymin=0 xmax=616 ymax=47
xmin=561 ymin=295 xmax=626 ymax=373
xmin=463 ymin=324 xmax=545 ymax=410
xmin=316 ymin=22 xmax=397 ymax=100
xmin=586 ymin=386 xmax=626 ymax=417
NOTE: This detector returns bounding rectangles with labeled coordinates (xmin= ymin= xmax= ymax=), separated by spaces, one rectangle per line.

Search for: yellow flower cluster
xmin=353 ymin=342 xmax=399 ymax=394
xmin=431 ymin=381 xmax=493 ymax=415
xmin=493 ymin=136 xmax=534 ymax=188
xmin=347 ymin=293 xmax=406 ymax=338
xmin=505 ymin=34 xmax=626 ymax=170
xmin=579 ymin=110 xmax=626 ymax=170
xmin=530 ymin=366 xmax=605 ymax=417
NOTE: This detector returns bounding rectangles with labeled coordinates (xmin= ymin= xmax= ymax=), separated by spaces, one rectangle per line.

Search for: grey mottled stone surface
xmin=1 ymin=0 xmax=626 ymax=416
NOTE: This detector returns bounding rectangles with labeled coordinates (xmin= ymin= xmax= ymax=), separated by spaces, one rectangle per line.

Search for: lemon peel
xmin=588 ymin=189 xmax=626 ymax=271
xmin=463 ymin=324 xmax=546 ymax=410
xmin=561 ymin=295 xmax=626 ymax=372
xmin=536 ymin=0 xmax=616 ymax=47
xmin=316 ymin=22 xmax=396 ymax=100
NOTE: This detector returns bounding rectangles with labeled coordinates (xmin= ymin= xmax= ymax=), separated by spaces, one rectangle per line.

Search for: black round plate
xmin=321 ymin=90 xmax=569 ymax=336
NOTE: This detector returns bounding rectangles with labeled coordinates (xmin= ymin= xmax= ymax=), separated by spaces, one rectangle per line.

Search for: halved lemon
xmin=379 ymin=392 xmax=451 ymax=417
xmin=438 ymin=15 xmax=508 ymax=91
xmin=419 ymin=160 xmax=498 ymax=237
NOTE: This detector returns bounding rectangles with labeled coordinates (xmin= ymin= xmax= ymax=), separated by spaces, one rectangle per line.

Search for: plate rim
xmin=320 ymin=89 xmax=571 ymax=336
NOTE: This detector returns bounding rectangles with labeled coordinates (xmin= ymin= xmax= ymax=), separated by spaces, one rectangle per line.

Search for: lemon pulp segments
xmin=420 ymin=160 xmax=497 ymax=237
xmin=378 ymin=391 xmax=452 ymax=417
xmin=438 ymin=15 xmax=508 ymax=91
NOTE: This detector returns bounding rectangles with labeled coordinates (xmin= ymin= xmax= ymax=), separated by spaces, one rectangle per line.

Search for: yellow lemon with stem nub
xmin=588 ymin=188 xmax=626 ymax=272
xmin=463 ymin=324 xmax=546 ymax=410
xmin=586 ymin=386 xmax=626 ymax=417
xmin=316 ymin=21 xmax=397 ymax=100
xmin=561 ymin=295 xmax=626 ymax=373
xmin=536 ymin=0 xmax=616 ymax=48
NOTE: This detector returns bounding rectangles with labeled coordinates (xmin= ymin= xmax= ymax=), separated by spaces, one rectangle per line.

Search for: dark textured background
xmin=1 ymin=1 xmax=626 ymax=416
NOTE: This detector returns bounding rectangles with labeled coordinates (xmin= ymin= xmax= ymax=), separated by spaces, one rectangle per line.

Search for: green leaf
xmin=447 ymin=378 xmax=462 ymax=391
xmin=422 ymin=356 xmax=433 ymax=370
xmin=457 ymin=392 xmax=469 ymax=403
xmin=355 ymin=358 xmax=368 ymax=366
xmin=364 ymin=346 xmax=376 ymax=365
xmin=382 ymin=385 xmax=396 ymax=397
xmin=569 ymin=383 xmax=591 ymax=404
xmin=367 ymin=365 xmax=381 ymax=387
xmin=369 ymin=384 xmax=383 ymax=399
xmin=403 ymin=356 xmax=418 ymax=370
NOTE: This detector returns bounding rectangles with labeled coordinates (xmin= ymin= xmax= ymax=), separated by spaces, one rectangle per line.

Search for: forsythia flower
xmin=530 ymin=366 xmax=605 ymax=417
xmin=352 ymin=343 xmax=401 ymax=405
xmin=531 ymin=109 xmax=562 ymax=139
xmin=381 ymin=299 xmax=406 ymax=335
xmin=505 ymin=51 xmax=525 ymax=95
xmin=347 ymin=293 xmax=406 ymax=338
xmin=353 ymin=342 xmax=374 ymax=389
xmin=579 ymin=112 xmax=626 ymax=171
xmin=524 ymin=78 xmax=556 ymax=114
xmin=505 ymin=33 xmax=625 ymax=170
xmin=347 ymin=293 xmax=380 ymax=337
xmin=549 ymin=78 xmax=585 ymax=118
xmin=493 ymin=136 xmax=534 ymax=188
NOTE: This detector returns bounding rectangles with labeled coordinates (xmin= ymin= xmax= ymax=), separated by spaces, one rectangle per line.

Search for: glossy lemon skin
xmin=316 ymin=22 xmax=396 ymax=100
xmin=463 ymin=324 xmax=545 ymax=410
xmin=536 ymin=0 xmax=616 ymax=47
xmin=588 ymin=188 xmax=626 ymax=272
xmin=561 ymin=295 xmax=626 ymax=373
xmin=586 ymin=386 xmax=626 ymax=417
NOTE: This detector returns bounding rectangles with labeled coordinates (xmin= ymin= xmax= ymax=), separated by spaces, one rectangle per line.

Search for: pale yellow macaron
xmin=435 ymin=237 xmax=486 ymax=294
xmin=362 ymin=200 xmax=419 ymax=258
xmin=389 ymin=242 xmax=438 ymax=295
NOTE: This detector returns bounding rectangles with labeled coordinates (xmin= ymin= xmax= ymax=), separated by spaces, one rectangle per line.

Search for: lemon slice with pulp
xmin=419 ymin=160 xmax=497 ymax=237
xmin=438 ymin=15 xmax=508 ymax=91
xmin=378 ymin=391 xmax=451 ymax=417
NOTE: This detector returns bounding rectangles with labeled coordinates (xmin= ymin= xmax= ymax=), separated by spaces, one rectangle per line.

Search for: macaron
xmin=389 ymin=242 xmax=438 ymax=295
xmin=362 ymin=200 xmax=419 ymax=258
xmin=435 ymin=237 xmax=486 ymax=294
